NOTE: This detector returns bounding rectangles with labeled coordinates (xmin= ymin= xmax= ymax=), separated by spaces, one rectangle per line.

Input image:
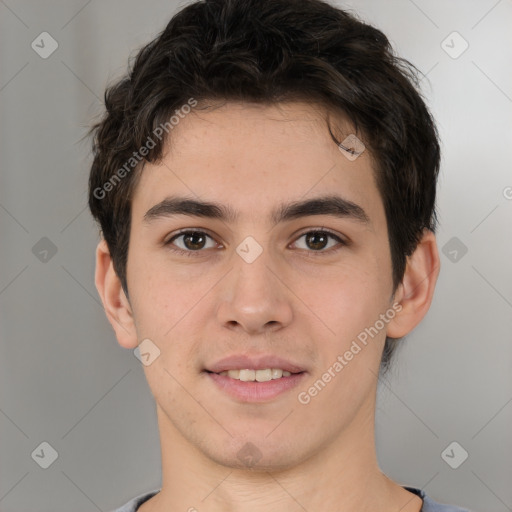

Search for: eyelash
xmin=164 ymin=228 xmax=347 ymax=258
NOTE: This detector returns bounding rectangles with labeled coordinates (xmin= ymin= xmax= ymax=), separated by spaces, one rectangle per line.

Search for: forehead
xmin=130 ymin=101 xmax=384 ymax=228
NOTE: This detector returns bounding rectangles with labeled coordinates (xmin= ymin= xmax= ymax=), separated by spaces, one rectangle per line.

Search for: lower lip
xmin=206 ymin=371 xmax=307 ymax=402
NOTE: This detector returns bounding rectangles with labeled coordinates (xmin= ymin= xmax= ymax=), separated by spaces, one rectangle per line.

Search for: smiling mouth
xmin=205 ymin=368 xmax=304 ymax=382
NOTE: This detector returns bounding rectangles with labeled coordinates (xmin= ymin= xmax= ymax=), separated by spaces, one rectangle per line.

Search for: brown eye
xmin=304 ymin=232 xmax=329 ymax=250
xmin=292 ymin=230 xmax=345 ymax=252
xmin=182 ymin=232 xmax=207 ymax=250
xmin=167 ymin=230 xmax=217 ymax=252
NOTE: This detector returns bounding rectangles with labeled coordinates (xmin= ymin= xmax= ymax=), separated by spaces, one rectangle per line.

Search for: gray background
xmin=1 ymin=0 xmax=511 ymax=511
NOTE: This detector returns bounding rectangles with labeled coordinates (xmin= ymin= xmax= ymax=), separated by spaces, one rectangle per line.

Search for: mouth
xmin=203 ymin=354 xmax=307 ymax=402
xmin=204 ymin=368 xmax=304 ymax=382
xmin=204 ymin=354 xmax=306 ymax=376
xmin=205 ymin=370 xmax=307 ymax=402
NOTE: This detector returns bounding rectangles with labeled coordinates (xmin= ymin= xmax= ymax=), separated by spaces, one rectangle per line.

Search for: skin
xmin=95 ymin=101 xmax=439 ymax=512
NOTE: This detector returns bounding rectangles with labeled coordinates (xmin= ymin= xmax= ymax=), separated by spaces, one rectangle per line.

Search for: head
xmin=89 ymin=0 xmax=440 ymax=471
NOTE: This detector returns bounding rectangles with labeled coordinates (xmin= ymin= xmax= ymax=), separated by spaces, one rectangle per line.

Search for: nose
xmin=215 ymin=247 xmax=293 ymax=335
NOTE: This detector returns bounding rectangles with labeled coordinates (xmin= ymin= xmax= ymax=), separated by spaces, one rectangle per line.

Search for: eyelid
xmin=291 ymin=226 xmax=346 ymax=242
xmin=164 ymin=227 xmax=348 ymax=255
xmin=165 ymin=228 xmax=220 ymax=245
xmin=165 ymin=232 xmax=221 ymax=259
xmin=289 ymin=227 xmax=347 ymax=251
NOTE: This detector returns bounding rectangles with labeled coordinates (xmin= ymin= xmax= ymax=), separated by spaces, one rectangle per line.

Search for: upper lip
xmin=205 ymin=354 xmax=306 ymax=374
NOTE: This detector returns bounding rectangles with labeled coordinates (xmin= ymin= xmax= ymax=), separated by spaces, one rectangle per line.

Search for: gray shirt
xmin=109 ymin=487 xmax=471 ymax=511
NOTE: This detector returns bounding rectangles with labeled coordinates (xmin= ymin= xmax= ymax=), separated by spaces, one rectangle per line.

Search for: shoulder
xmin=108 ymin=489 xmax=160 ymax=512
xmin=404 ymin=486 xmax=471 ymax=512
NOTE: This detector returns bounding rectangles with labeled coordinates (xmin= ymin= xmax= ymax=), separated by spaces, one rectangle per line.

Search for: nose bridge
xmin=216 ymin=236 xmax=293 ymax=333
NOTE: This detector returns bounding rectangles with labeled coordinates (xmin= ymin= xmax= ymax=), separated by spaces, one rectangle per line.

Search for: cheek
xmin=301 ymin=256 xmax=389 ymax=324
xmin=127 ymin=256 xmax=177 ymax=337
xmin=127 ymin=256 xmax=210 ymax=364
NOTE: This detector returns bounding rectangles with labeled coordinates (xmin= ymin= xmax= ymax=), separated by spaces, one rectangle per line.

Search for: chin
xmin=202 ymin=437 xmax=309 ymax=473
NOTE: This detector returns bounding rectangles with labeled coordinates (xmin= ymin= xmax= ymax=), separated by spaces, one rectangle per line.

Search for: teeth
xmin=228 ymin=369 xmax=242 ymax=379
xmin=271 ymin=368 xmax=282 ymax=379
xmin=239 ymin=369 xmax=256 ymax=381
xmin=217 ymin=368 xmax=294 ymax=381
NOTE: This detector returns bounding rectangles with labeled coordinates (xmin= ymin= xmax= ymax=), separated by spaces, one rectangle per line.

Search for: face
xmin=124 ymin=101 xmax=397 ymax=470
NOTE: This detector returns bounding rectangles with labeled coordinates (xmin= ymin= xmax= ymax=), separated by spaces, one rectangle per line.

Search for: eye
xmin=165 ymin=230 xmax=219 ymax=254
xmin=164 ymin=228 xmax=346 ymax=257
xmin=291 ymin=229 xmax=346 ymax=253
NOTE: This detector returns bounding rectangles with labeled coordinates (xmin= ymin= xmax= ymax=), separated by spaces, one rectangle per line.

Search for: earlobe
xmin=94 ymin=238 xmax=139 ymax=349
xmin=386 ymin=229 xmax=441 ymax=339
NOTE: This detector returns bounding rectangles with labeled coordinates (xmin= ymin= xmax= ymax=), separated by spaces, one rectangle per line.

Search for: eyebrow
xmin=143 ymin=194 xmax=371 ymax=227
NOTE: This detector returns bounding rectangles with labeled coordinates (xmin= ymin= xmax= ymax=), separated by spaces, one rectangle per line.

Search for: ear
xmin=386 ymin=228 xmax=440 ymax=338
xmin=94 ymin=238 xmax=139 ymax=349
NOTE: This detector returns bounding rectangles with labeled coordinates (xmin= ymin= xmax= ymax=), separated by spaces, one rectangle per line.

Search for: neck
xmin=139 ymin=389 xmax=423 ymax=512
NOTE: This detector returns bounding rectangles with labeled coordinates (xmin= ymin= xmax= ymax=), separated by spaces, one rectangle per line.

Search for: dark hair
xmin=88 ymin=0 xmax=440 ymax=375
